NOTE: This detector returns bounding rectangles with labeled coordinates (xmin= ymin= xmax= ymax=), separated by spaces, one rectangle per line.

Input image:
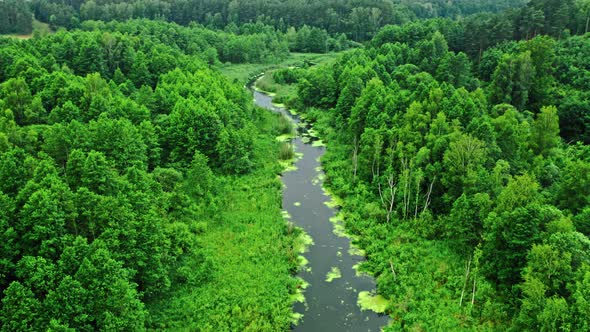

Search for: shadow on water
xmin=253 ymin=89 xmax=389 ymax=332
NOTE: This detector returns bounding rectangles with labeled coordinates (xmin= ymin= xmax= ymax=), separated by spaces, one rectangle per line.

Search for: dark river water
xmin=253 ymin=89 xmax=389 ymax=332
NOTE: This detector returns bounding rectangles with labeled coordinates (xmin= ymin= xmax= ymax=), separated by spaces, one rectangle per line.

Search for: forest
xmin=281 ymin=0 xmax=590 ymax=330
xmin=1 ymin=0 xmax=590 ymax=330
xmin=0 ymin=18 xmax=307 ymax=330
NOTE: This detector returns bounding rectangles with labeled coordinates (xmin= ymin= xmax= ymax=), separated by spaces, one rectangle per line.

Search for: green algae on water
xmin=357 ymin=291 xmax=388 ymax=313
xmin=276 ymin=133 xmax=294 ymax=142
xmin=311 ymin=139 xmax=325 ymax=147
xmin=352 ymin=262 xmax=371 ymax=277
xmin=325 ymin=267 xmax=342 ymax=282
xmin=348 ymin=243 xmax=366 ymax=257
xmin=294 ymin=231 xmax=314 ymax=253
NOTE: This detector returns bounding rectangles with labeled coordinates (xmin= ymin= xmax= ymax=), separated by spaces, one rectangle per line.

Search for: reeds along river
xmin=253 ymin=88 xmax=389 ymax=332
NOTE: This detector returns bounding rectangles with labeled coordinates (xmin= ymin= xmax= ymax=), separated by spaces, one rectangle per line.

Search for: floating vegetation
xmin=348 ymin=243 xmax=366 ymax=257
xmin=311 ymin=173 xmax=325 ymax=186
xmin=294 ymin=202 xmax=301 ymax=206
xmin=279 ymin=160 xmax=298 ymax=172
xmin=332 ymin=222 xmax=348 ymax=238
xmin=328 ymin=212 xmax=350 ymax=238
xmin=281 ymin=210 xmax=292 ymax=220
xmin=329 ymin=213 xmax=344 ymax=224
xmin=253 ymin=84 xmax=277 ymax=96
xmin=325 ymin=267 xmax=342 ymax=282
xmin=291 ymin=312 xmax=304 ymax=326
xmin=301 ymin=136 xmax=311 ymax=144
xmin=298 ymin=255 xmax=309 ymax=269
xmin=311 ymin=139 xmax=325 ymax=147
xmin=323 ymin=186 xmax=344 ymax=208
xmin=357 ymin=291 xmax=388 ymax=313
xmin=275 ymin=133 xmax=294 ymax=142
xmin=352 ymin=263 xmax=371 ymax=277
xmin=294 ymin=231 xmax=314 ymax=253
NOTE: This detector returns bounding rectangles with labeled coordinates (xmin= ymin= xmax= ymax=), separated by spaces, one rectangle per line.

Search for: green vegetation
xmin=325 ymin=267 xmax=342 ymax=282
xmin=28 ymin=0 xmax=529 ymax=41
xmin=0 ymin=0 xmax=33 ymax=35
xmin=2 ymin=0 xmax=590 ymax=330
xmin=218 ymin=52 xmax=342 ymax=85
xmin=288 ymin=0 xmax=590 ymax=329
xmin=0 ymin=20 xmax=302 ymax=331
xmin=357 ymin=291 xmax=388 ymax=313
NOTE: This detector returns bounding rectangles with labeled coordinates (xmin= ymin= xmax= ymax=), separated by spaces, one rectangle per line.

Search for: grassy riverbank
xmin=218 ymin=52 xmax=344 ymax=85
xmin=147 ymin=105 xmax=305 ymax=331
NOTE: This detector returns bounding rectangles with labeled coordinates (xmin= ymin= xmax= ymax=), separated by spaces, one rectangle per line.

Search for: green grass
xmin=254 ymin=72 xmax=300 ymax=104
xmin=146 ymin=107 xmax=303 ymax=331
xmin=217 ymin=52 xmax=346 ymax=85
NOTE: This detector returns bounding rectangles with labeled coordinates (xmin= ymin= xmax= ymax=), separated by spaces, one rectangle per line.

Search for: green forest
xmin=1 ymin=0 xmax=590 ymax=331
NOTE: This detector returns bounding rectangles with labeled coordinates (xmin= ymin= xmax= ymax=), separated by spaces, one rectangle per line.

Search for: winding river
xmin=253 ymin=87 xmax=389 ymax=331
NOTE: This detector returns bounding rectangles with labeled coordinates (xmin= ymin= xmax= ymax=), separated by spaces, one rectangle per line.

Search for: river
xmin=253 ymin=88 xmax=389 ymax=332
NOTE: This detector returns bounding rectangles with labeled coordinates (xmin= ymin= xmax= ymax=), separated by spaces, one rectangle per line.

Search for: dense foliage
xmin=0 ymin=20 xmax=300 ymax=330
xmin=0 ymin=0 xmax=33 ymax=35
xmin=287 ymin=4 xmax=590 ymax=330
xmin=30 ymin=0 xmax=528 ymax=41
xmin=2 ymin=0 xmax=590 ymax=330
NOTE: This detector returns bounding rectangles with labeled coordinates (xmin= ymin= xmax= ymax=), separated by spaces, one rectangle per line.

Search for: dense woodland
xmin=5 ymin=0 xmax=532 ymax=39
xmin=279 ymin=1 xmax=590 ymax=330
xmin=1 ymin=0 xmax=590 ymax=330
xmin=0 ymin=19 xmax=304 ymax=330
xmin=27 ymin=0 xmax=528 ymax=38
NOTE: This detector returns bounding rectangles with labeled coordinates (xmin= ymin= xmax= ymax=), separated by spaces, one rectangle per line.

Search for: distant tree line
xmin=0 ymin=0 xmax=33 ymax=35
xmin=28 ymin=0 xmax=529 ymax=41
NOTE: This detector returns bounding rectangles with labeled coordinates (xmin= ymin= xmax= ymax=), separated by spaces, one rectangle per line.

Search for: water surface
xmin=253 ymin=89 xmax=389 ymax=332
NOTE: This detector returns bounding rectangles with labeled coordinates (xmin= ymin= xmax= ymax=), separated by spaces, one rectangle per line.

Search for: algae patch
xmin=329 ymin=213 xmax=349 ymax=238
xmin=357 ymin=291 xmax=388 ymax=313
xmin=311 ymin=139 xmax=325 ymax=147
xmin=352 ymin=262 xmax=372 ymax=277
xmin=294 ymin=232 xmax=314 ymax=253
xmin=323 ymin=186 xmax=344 ymax=208
xmin=276 ymin=133 xmax=294 ymax=142
xmin=325 ymin=267 xmax=342 ymax=282
xmin=290 ymin=312 xmax=303 ymax=326
xmin=294 ymin=202 xmax=301 ymax=207
xmin=281 ymin=210 xmax=292 ymax=220
xmin=348 ymin=243 xmax=366 ymax=257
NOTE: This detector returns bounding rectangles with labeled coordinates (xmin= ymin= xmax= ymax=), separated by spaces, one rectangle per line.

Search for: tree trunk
xmin=471 ymin=273 xmax=477 ymax=306
xmin=352 ymin=137 xmax=359 ymax=182
xmin=459 ymin=257 xmax=472 ymax=307
xmin=389 ymin=259 xmax=397 ymax=280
